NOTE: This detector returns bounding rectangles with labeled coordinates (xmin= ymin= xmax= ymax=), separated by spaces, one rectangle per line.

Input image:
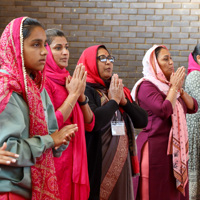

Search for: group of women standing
xmin=0 ymin=16 xmax=199 ymax=200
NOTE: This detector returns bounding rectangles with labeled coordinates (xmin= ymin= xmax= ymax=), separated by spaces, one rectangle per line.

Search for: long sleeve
xmin=0 ymin=93 xmax=54 ymax=166
xmin=84 ymin=112 xmax=95 ymax=132
xmin=0 ymin=90 xmax=64 ymax=167
xmin=137 ymin=81 xmax=173 ymax=119
xmin=85 ymin=85 xmax=119 ymax=131
xmin=120 ymin=98 xmax=148 ymax=128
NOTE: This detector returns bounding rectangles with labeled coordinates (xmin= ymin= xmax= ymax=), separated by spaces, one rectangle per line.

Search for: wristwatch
xmin=78 ymin=95 xmax=89 ymax=106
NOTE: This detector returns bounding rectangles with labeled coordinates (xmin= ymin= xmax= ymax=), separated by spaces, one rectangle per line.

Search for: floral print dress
xmin=185 ymin=70 xmax=200 ymax=200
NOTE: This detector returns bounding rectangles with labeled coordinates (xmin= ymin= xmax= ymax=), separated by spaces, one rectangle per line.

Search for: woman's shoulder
xmin=138 ymin=80 xmax=159 ymax=92
xmin=41 ymin=88 xmax=54 ymax=106
xmin=8 ymin=92 xmax=24 ymax=107
xmin=86 ymin=84 xmax=96 ymax=91
xmin=45 ymin=77 xmax=59 ymax=95
xmin=186 ymin=70 xmax=200 ymax=80
xmin=85 ymin=84 xmax=98 ymax=95
xmin=185 ymin=70 xmax=200 ymax=87
xmin=85 ymin=84 xmax=102 ymax=104
xmin=45 ymin=77 xmax=56 ymax=88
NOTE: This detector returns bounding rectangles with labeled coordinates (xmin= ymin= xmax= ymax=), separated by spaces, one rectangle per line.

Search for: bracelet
xmin=78 ymin=95 xmax=89 ymax=106
xmin=66 ymin=101 xmax=73 ymax=110
xmin=170 ymin=88 xmax=178 ymax=93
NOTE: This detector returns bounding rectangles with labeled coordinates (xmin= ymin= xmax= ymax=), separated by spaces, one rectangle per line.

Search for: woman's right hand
xmin=50 ymin=124 xmax=78 ymax=148
xmin=65 ymin=63 xmax=87 ymax=98
xmin=170 ymin=66 xmax=185 ymax=90
xmin=108 ymin=74 xmax=123 ymax=104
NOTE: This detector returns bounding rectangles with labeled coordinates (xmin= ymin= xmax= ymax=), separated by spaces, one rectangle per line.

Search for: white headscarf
xmin=131 ymin=44 xmax=188 ymax=195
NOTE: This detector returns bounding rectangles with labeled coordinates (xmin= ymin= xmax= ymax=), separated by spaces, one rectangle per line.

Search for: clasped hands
xmin=108 ymin=74 xmax=127 ymax=106
xmin=170 ymin=66 xmax=185 ymax=92
xmin=65 ymin=63 xmax=87 ymax=102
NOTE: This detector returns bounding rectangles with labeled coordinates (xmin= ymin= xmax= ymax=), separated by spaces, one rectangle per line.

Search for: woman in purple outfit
xmin=131 ymin=45 xmax=198 ymax=200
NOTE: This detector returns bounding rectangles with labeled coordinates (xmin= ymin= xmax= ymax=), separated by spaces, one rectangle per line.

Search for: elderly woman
xmin=77 ymin=45 xmax=148 ymax=200
xmin=131 ymin=45 xmax=198 ymax=200
xmin=185 ymin=44 xmax=200 ymax=200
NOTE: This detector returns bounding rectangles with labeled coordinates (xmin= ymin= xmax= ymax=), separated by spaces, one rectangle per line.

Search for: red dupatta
xmin=0 ymin=17 xmax=60 ymax=200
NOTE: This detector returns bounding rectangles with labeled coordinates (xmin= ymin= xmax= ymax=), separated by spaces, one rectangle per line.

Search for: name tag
xmin=111 ymin=121 xmax=125 ymax=136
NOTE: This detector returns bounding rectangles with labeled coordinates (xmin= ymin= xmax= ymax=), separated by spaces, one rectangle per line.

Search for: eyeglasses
xmin=97 ymin=55 xmax=115 ymax=63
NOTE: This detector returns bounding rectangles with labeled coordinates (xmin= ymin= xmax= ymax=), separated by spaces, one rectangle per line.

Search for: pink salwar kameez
xmin=45 ymin=45 xmax=95 ymax=200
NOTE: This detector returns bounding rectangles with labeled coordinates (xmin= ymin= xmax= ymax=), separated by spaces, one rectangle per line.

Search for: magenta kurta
xmin=134 ymin=81 xmax=198 ymax=200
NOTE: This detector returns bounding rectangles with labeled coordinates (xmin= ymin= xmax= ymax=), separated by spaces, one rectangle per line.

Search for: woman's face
xmin=196 ymin=55 xmax=200 ymax=65
xmin=23 ymin=26 xmax=48 ymax=75
xmin=97 ymin=48 xmax=113 ymax=80
xmin=156 ymin=48 xmax=174 ymax=81
xmin=49 ymin=36 xmax=69 ymax=69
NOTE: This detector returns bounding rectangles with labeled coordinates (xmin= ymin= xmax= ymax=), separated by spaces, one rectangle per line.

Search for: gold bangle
xmin=66 ymin=101 xmax=73 ymax=110
xmin=170 ymin=88 xmax=178 ymax=93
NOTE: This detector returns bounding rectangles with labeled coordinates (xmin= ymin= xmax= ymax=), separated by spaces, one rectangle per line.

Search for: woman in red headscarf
xmin=77 ymin=45 xmax=148 ymax=200
xmin=0 ymin=17 xmax=77 ymax=200
xmin=131 ymin=45 xmax=198 ymax=200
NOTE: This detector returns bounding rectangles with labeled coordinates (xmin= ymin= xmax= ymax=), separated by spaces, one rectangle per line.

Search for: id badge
xmin=111 ymin=121 xmax=125 ymax=136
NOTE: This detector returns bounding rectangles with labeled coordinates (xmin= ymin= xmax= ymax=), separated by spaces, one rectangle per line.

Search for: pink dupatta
xmin=131 ymin=45 xmax=189 ymax=195
xmin=45 ymin=45 xmax=90 ymax=199
xmin=0 ymin=17 xmax=60 ymax=199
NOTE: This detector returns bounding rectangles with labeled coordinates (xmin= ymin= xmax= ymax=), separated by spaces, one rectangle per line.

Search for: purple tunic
xmin=134 ymin=81 xmax=198 ymax=200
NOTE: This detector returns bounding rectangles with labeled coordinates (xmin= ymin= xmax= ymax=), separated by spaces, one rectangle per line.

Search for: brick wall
xmin=0 ymin=0 xmax=199 ymax=90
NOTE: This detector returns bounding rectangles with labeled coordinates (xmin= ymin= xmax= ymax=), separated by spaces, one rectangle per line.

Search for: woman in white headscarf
xmin=131 ymin=45 xmax=198 ymax=200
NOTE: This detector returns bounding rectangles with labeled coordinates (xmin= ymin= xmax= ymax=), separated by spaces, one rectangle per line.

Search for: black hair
xmin=45 ymin=29 xmax=67 ymax=45
xmin=97 ymin=45 xmax=108 ymax=53
xmin=22 ymin=18 xmax=44 ymax=40
xmin=155 ymin=46 xmax=165 ymax=59
xmin=192 ymin=44 xmax=200 ymax=63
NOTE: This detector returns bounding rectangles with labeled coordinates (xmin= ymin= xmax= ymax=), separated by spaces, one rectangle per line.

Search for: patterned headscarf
xmin=131 ymin=45 xmax=189 ymax=195
xmin=0 ymin=17 xmax=60 ymax=199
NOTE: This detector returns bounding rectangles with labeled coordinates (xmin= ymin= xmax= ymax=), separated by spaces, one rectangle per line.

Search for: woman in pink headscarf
xmin=131 ymin=45 xmax=198 ymax=200
xmin=0 ymin=17 xmax=77 ymax=200
xmin=185 ymin=44 xmax=200 ymax=200
xmin=44 ymin=29 xmax=94 ymax=200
